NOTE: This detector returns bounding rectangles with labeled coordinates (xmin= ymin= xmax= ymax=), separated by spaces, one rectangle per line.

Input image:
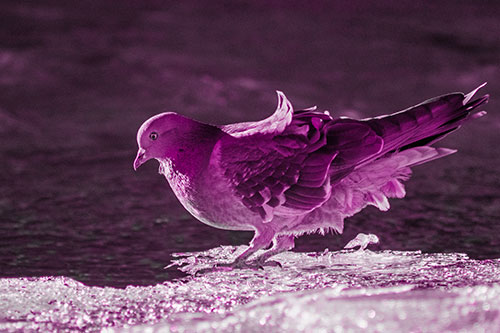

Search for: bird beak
xmin=133 ymin=148 xmax=148 ymax=171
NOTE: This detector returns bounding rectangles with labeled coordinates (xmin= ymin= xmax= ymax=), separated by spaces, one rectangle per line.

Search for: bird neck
xmin=163 ymin=123 xmax=223 ymax=180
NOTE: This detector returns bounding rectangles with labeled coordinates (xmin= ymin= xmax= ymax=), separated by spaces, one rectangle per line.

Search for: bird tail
xmin=365 ymin=83 xmax=489 ymax=154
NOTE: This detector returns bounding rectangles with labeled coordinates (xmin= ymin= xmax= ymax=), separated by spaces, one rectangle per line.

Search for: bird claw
xmin=193 ymin=261 xmax=251 ymax=274
xmin=250 ymin=259 xmax=282 ymax=269
xmin=193 ymin=264 xmax=231 ymax=275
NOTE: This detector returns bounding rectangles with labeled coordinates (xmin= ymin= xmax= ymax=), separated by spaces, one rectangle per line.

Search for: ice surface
xmin=1 ymin=247 xmax=500 ymax=332
xmin=343 ymin=232 xmax=379 ymax=250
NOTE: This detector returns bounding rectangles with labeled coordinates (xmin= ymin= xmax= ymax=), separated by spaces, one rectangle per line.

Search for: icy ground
xmin=1 ymin=244 xmax=500 ymax=332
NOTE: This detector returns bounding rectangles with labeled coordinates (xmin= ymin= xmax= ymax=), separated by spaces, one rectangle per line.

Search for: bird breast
xmin=158 ymin=158 xmax=255 ymax=231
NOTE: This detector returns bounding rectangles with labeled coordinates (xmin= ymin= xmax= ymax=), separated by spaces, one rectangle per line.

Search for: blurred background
xmin=1 ymin=0 xmax=499 ymax=287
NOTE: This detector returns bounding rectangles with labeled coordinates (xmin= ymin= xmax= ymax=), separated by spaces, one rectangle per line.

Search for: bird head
xmin=133 ymin=112 xmax=190 ymax=171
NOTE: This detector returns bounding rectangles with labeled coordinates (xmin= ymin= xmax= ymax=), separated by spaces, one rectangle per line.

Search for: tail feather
xmin=365 ymin=83 xmax=489 ymax=154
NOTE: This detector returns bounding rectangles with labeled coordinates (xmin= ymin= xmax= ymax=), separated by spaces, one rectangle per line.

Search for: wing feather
xmin=221 ymin=91 xmax=293 ymax=137
xmin=218 ymin=93 xmax=384 ymax=222
xmin=215 ymin=85 xmax=487 ymax=231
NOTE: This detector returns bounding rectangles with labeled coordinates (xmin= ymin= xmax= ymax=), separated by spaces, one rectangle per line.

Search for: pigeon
xmin=134 ymin=84 xmax=488 ymax=268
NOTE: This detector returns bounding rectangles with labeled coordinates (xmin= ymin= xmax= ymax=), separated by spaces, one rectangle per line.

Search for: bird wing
xmin=221 ymin=91 xmax=294 ymax=137
xmin=217 ymin=84 xmax=488 ymax=228
xmin=217 ymin=102 xmax=384 ymax=223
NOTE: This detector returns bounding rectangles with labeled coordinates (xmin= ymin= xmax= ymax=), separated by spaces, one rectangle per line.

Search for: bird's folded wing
xmin=218 ymin=108 xmax=385 ymax=222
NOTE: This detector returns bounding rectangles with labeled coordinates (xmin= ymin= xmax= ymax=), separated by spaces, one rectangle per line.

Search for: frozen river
xmin=2 ymin=245 xmax=500 ymax=331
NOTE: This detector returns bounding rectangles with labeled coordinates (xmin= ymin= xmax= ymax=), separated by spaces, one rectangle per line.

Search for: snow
xmin=2 ymin=243 xmax=500 ymax=332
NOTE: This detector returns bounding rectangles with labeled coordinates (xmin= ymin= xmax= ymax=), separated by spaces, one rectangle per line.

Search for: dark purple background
xmin=1 ymin=0 xmax=499 ymax=287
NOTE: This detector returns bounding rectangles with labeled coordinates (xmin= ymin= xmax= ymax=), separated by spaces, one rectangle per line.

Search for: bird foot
xmin=249 ymin=259 xmax=282 ymax=269
xmin=193 ymin=261 xmax=253 ymax=274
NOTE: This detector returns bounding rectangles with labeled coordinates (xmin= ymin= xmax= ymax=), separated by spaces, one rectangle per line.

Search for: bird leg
xmin=215 ymin=226 xmax=276 ymax=270
xmin=250 ymin=234 xmax=295 ymax=267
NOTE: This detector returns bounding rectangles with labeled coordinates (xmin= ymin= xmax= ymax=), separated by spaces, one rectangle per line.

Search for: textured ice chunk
xmin=1 ymin=248 xmax=500 ymax=332
xmin=343 ymin=232 xmax=380 ymax=250
xmin=125 ymin=285 xmax=500 ymax=333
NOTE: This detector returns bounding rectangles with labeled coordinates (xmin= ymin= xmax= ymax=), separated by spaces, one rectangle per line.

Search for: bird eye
xmin=149 ymin=132 xmax=158 ymax=140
